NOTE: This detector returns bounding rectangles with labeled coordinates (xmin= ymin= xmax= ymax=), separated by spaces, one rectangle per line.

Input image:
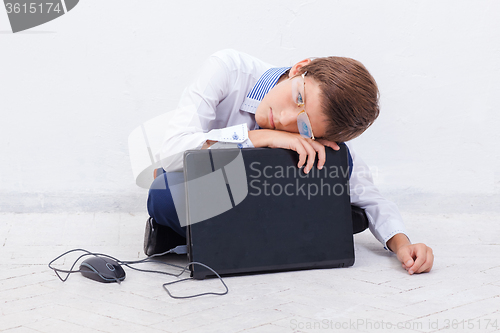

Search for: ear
xmin=289 ymin=58 xmax=312 ymax=78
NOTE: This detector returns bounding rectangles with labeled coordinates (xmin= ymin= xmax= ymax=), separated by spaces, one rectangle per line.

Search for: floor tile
xmin=1 ymin=212 xmax=499 ymax=332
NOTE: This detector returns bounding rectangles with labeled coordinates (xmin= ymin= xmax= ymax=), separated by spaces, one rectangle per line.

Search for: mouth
xmin=269 ymin=108 xmax=275 ymax=129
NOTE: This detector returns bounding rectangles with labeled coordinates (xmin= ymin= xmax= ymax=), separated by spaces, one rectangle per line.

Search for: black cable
xmin=162 ymin=262 xmax=229 ymax=299
xmin=48 ymin=248 xmax=229 ymax=298
xmin=48 ymin=249 xmax=106 ymax=282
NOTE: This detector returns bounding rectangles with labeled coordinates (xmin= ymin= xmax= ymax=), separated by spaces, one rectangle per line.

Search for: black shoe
xmin=351 ymin=205 xmax=369 ymax=234
xmin=143 ymin=217 xmax=186 ymax=256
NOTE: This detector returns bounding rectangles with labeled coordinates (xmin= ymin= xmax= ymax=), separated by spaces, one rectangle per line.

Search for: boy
xmin=147 ymin=49 xmax=433 ymax=275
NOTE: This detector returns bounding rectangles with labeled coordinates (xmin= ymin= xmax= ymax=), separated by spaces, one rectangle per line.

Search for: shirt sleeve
xmin=346 ymin=142 xmax=409 ymax=250
xmin=158 ymin=54 xmax=248 ymax=172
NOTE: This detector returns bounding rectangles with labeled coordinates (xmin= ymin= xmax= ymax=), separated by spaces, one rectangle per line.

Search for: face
xmin=255 ymin=64 xmax=328 ymax=138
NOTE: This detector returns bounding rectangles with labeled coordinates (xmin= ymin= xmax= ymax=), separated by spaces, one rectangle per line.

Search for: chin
xmin=257 ymin=120 xmax=270 ymax=129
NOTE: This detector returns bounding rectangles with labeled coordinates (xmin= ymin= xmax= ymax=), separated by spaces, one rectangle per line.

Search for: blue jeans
xmin=147 ymin=172 xmax=187 ymax=238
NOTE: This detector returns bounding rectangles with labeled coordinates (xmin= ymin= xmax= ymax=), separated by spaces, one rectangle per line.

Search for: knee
xmin=148 ymin=174 xmax=170 ymax=215
xmin=149 ymin=173 xmax=168 ymax=191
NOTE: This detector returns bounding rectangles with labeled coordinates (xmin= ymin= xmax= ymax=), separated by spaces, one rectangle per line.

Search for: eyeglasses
xmin=291 ymin=72 xmax=315 ymax=140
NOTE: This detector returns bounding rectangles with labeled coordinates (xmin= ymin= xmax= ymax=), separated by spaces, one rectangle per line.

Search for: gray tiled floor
xmin=1 ymin=211 xmax=500 ymax=333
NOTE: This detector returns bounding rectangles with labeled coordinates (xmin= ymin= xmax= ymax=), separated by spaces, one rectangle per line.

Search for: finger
xmin=309 ymin=140 xmax=327 ymax=170
xmin=317 ymin=139 xmax=340 ymax=151
xmin=397 ymin=248 xmax=414 ymax=269
xmin=415 ymin=248 xmax=434 ymax=274
xmin=301 ymin=139 xmax=317 ymax=174
xmin=408 ymin=245 xmax=427 ymax=275
xmin=293 ymin=139 xmax=308 ymax=169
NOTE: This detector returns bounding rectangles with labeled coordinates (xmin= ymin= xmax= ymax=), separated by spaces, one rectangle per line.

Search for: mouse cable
xmin=120 ymin=245 xmax=228 ymax=298
xmin=48 ymin=248 xmax=186 ymax=281
xmin=120 ymin=259 xmax=228 ymax=298
xmin=48 ymin=249 xmax=119 ymax=282
xmin=162 ymin=261 xmax=229 ymax=299
xmin=48 ymin=248 xmax=229 ymax=298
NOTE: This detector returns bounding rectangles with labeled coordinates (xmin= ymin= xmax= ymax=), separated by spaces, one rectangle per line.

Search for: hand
xmin=387 ymin=233 xmax=434 ymax=274
xmin=396 ymin=243 xmax=434 ymax=275
xmin=248 ymin=130 xmax=339 ymax=173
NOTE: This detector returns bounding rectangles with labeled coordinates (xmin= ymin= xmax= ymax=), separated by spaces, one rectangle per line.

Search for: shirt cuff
xmin=206 ymin=123 xmax=248 ymax=143
xmin=238 ymin=138 xmax=254 ymax=148
xmin=208 ymin=138 xmax=254 ymax=150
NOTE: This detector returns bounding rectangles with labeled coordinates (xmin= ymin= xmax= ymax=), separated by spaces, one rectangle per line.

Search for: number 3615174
xmin=5 ymin=3 xmax=62 ymax=14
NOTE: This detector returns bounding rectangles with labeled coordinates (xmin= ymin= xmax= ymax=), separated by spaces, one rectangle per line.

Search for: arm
xmin=159 ymin=50 xmax=277 ymax=172
xmin=346 ymin=143 xmax=433 ymax=274
xmin=159 ymin=53 xmax=239 ymax=172
xmin=161 ymin=49 xmax=338 ymax=173
xmin=347 ymin=143 xmax=408 ymax=246
xmin=248 ymin=129 xmax=339 ymax=174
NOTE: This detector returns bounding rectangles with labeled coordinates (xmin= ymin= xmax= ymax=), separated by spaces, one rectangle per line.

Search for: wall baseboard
xmin=0 ymin=192 xmax=147 ymax=213
xmin=1 ymin=191 xmax=498 ymax=214
xmin=384 ymin=191 xmax=500 ymax=214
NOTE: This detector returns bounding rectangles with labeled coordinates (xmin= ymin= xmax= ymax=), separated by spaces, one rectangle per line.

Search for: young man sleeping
xmin=146 ymin=49 xmax=434 ymax=275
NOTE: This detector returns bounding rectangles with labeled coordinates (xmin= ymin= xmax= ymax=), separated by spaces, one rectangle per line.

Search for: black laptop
xmin=183 ymin=146 xmax=354 ymax=279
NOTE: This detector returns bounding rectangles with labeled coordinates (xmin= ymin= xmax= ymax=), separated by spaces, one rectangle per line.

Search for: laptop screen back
xmin=184 ymin=146 xmax=354 ymax=279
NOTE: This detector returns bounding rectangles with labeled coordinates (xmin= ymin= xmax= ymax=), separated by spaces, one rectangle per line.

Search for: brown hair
xmin=299 ymin=57 xmax=380 ymax=142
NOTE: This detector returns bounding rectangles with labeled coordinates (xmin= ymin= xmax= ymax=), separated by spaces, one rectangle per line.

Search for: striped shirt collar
xmin=240 ymin=66 xmax=291 ymax=114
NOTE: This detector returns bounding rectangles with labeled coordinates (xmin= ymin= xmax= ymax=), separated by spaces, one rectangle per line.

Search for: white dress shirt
xmin=158 ymin=49 xmax=408 ymax=249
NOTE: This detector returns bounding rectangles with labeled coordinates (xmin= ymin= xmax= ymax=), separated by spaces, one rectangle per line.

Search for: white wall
xmin=1 ymin=0 xmax=499 ymax=213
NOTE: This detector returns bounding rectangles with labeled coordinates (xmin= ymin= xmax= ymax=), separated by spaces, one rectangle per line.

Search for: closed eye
xmin=297 ymin=92 xmax=304 ymax=106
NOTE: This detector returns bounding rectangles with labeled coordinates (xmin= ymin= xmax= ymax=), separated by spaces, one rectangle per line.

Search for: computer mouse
xmin=79 ymin=256 xmax=126 ymax=283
